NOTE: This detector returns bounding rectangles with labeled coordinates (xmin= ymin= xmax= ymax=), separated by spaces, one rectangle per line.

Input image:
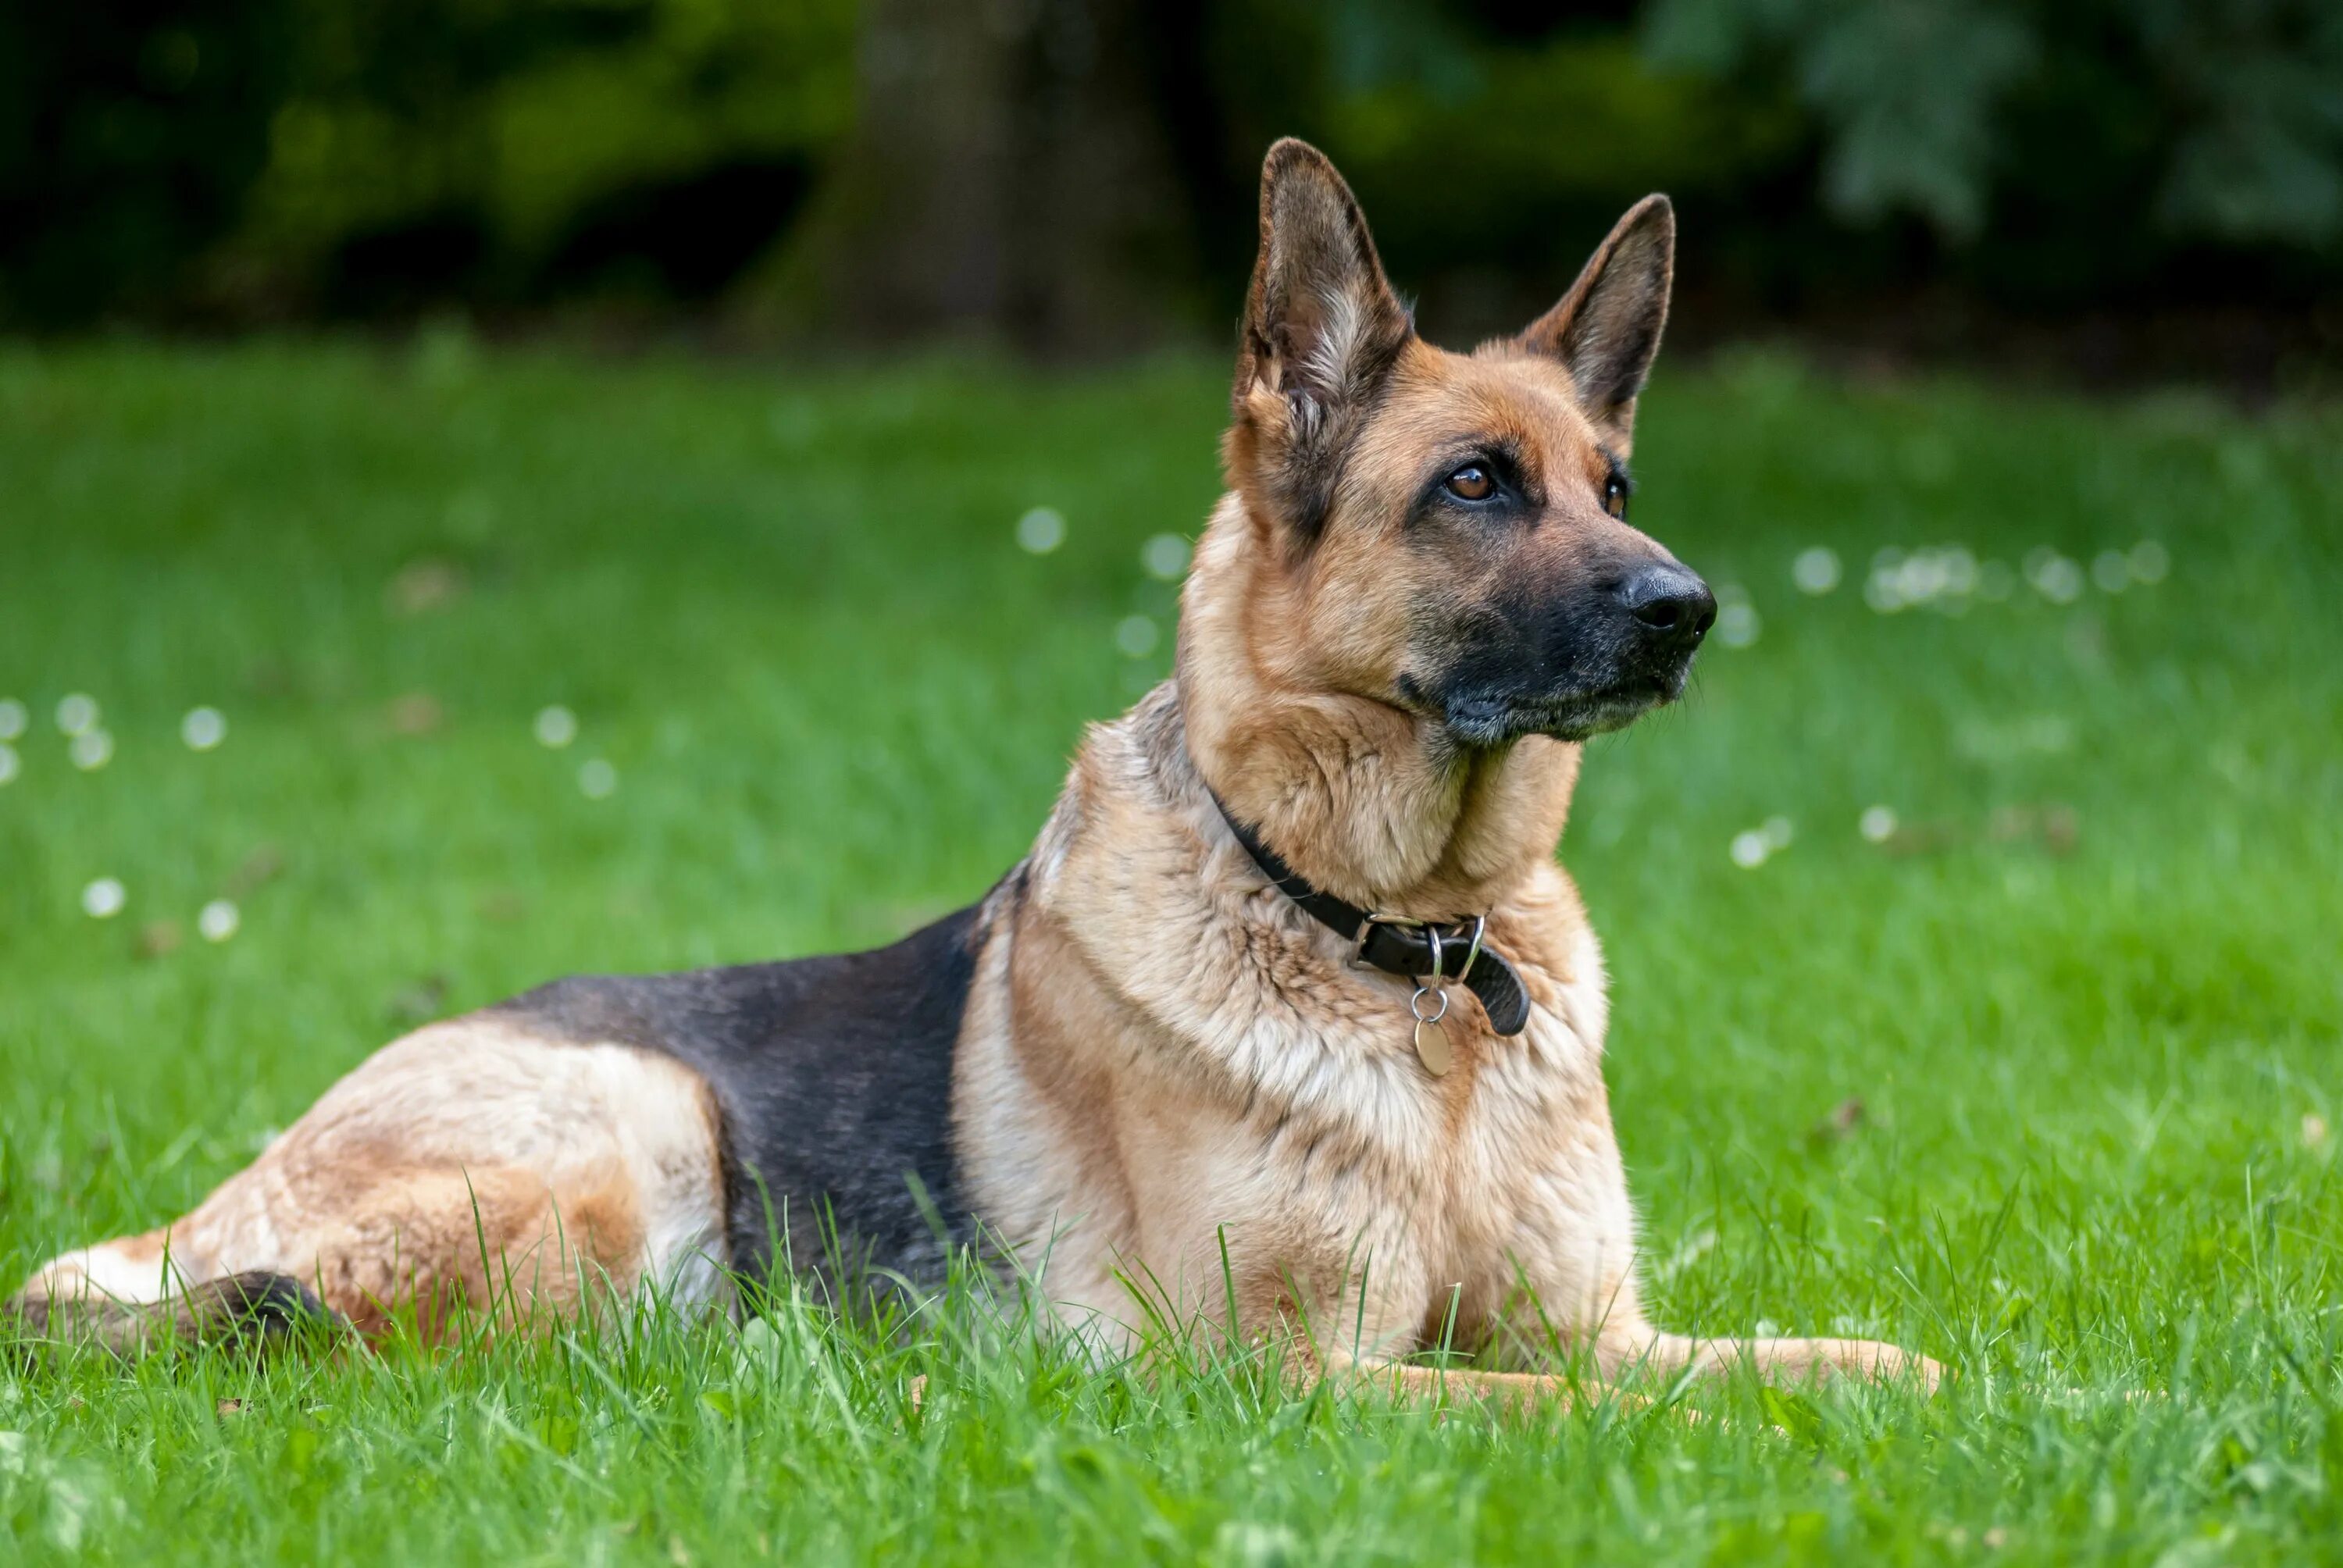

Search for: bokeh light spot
xmin=1114 ymin=615 xmax=1160 ymax=658
xmin=1015 ymin=507 xmax=1066 ymax=554
xmin=56 ymin=693 xmax=99 ymax=736
xmin=1141 ymin=533 xmax=1190 ymax=581
xmin=82 ymin=877 xmax=127 ymax=919
xmin=535 ymin=705 xmax=579 ymax=748
xmin=181 ymin=706 xmax=228 ymax=750
xmin=1792 ymin=547 xmax=1840 ymax=595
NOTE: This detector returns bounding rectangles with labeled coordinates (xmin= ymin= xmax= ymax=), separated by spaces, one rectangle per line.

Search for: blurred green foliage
xmin=244 ymin=0 xmax=854 ymax=312
xmin=1644 ymin=0 xmax=2343 ymax=295
xmin=2 ymin=0 xmax=854 ymax=324
xmin=0 ymin=2 xmax=292 ymax=323
xmin=0 ymin=0 xmax=2337 ymax=337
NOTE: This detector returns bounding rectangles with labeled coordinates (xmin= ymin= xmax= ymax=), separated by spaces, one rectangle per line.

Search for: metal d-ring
xmin=1454 ymin=914 xmax=1485 ymax=984
xmin=1412 ymin=923 xmax=1450 ymax=1023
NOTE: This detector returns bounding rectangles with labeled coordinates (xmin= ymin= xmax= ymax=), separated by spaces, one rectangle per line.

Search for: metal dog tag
xmin=1413 ymin=1017 xmax=1453 ymax=1076
xmin=1409 ymin=980 xmax=1454 ymax=1077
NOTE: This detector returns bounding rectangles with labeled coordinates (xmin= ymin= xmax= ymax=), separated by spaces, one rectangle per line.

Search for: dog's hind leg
xmin=9 ymin=1260 xmax=334 ymax=1358
xmin=9 ymin=1158 xmax=630 ymax=1352
xmin=8 ymin=1221 xmax=308 ymax=1356
xmin=9 ymin=1023 xmax=731 ymax=1352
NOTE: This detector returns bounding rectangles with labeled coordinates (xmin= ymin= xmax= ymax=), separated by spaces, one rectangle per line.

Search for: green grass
xmin=2 ymin=337 xmax=2341 ymax=1564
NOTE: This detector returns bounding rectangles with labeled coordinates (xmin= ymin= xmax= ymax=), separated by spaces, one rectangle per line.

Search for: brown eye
xmin=1445 ymin=465 xmax=1495 ymax=501
xmin=1603 ymin=475 xmax=1628 ymax=519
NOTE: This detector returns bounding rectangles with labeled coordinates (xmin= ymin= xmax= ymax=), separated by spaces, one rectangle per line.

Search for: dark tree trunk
xmin=786 ymin=0 xmax=1203 ymax=355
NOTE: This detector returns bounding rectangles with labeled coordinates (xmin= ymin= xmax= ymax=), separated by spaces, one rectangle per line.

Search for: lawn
xmin=1 ymin=337 xmax=2339 ymax=1564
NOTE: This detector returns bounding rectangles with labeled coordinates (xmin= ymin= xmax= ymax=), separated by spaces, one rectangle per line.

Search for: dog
xmin=11 ymin=141 xmax=1938 ymax=1399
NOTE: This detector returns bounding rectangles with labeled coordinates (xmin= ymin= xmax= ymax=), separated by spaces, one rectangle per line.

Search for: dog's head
xmin=1218 ymin=139 xmax=1712 ymax=749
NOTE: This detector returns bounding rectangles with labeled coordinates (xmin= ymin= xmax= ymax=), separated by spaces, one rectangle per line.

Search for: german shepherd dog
xmin=12 ymin=141 xmax=1938 ymax=1399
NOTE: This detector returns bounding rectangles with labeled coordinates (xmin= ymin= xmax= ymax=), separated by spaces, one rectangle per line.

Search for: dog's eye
xmin=1444 ymin=465 xmax=1496 ymax=502
xmin=1603 ymin=475 xmax=1628 ymax=519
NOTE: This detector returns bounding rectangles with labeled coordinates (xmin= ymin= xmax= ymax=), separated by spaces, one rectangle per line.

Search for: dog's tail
xmin=6 ymin=1270 xmax=338 ymax=1360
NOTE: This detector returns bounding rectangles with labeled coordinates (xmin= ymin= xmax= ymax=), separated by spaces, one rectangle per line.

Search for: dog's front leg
xmin=1280 ymin=1288 xmax=1627 ymax=1418
xmin=1459 ymin=1206 xmax=1945 ymax=1395
xmin=1314 ymin=1346 xmax=1618 ymax=1417
xmin=1628 ymin=1331 xmax=1945 ymax=1392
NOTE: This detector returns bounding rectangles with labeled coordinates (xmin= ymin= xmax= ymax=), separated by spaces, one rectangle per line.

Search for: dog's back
xmin=491 ymin=903 xmax=987 ymax=1286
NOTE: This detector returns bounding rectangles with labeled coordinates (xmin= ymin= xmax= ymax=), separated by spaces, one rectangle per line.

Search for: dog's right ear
xmin=1229 ymin=139 xmax=1412 ymax=541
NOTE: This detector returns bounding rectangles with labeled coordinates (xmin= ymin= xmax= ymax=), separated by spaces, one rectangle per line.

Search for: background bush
xmin=3 ymin=0 xmax=2339 ymax=375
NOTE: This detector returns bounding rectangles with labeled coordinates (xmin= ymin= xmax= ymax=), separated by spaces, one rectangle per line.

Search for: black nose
xmin=1617 ymin=565 xmax=1716 ymax=648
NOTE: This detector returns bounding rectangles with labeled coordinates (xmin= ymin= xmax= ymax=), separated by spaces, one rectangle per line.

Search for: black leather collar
xmin=1210 ymin=793 xmax=1532 ymax=1036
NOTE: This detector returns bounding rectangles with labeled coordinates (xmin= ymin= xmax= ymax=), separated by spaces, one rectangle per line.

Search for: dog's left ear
xmin=1518 ymin=195 xmax=1674 ymax=452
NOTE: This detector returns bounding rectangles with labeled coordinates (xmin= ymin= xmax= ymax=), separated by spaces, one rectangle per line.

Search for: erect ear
xmin=1232 ymin=138 xmax=1412 ymax=536
xmin=1517 ymin=194 xmax=1674 ymax=451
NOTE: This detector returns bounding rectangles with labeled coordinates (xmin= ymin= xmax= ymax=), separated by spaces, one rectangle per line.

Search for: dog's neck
xmin=1174 ymin=496 xmax=1580 ymax=918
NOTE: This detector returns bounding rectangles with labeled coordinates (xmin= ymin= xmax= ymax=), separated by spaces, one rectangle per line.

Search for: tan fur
xmin=20 ymin=1024 xmax=728 ymax=1341
xmin=951 ymin=143 xmax=1938 ymax=1396
xmin=955 ymin=631 xmax=1935 ymax=1392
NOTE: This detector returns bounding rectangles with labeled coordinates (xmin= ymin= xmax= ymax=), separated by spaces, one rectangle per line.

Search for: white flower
xmin=2024 ymin=548 xmax=2084 ymax=604
xmin=180 ymin=706 xmax=228 ymax=750
xmin=1792 ymin=547 xmax=1841 ymax=595
xmin=578 ymin=758 xmax=618 ymax=799
xmin=1729 ymin=830 xmax=1771 ymax=868
xmin=1937 ymin=546 xmax=1980 ymax=596
xmin=1863 ymin=545 xmax=1987 ymax=611
xmin=533 ymin=705 xmax=578 ymax=748
xmin=55 ymin=693 xmax=99 ymax=736
xmin=0 ymin=698 xmax=25 ymax=741
xmin=1865 ymin=550 xmax=1907 ymax=613
xmin=1716 ymin=601 xmax=1761 ymax=648
xmin=70 ymin=729 xmax=113 ymax=771
xmin=1015 ymin=507 xmax=1066 ymax=554
xmin=82 ymin=878 xmax=127 ymax=919
xmin=1761 ymin=815 xmax=1794 ymax=851
xmin=198 ymin=900 xmax=240 ymax=943
xmin=1859 ymin=804 xmax=1899 ymax=843
xmin=1140 ymin=533 xmax=1190 ymax=581
xmin=1114 ymin=615 xmax=1160 ymax=658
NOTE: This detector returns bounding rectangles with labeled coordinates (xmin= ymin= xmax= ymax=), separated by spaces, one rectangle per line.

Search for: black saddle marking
xmin=492 ymin=900 xmax=989 ymax=1295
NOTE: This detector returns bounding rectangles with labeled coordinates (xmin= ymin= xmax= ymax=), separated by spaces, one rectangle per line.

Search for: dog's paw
xmin=1827 ymin=1340 xmax=1945 ymax=1394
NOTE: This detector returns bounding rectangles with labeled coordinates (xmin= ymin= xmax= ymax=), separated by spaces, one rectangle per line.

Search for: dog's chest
xmin=1302 ymin=977 xmax=1607 ymax=1174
